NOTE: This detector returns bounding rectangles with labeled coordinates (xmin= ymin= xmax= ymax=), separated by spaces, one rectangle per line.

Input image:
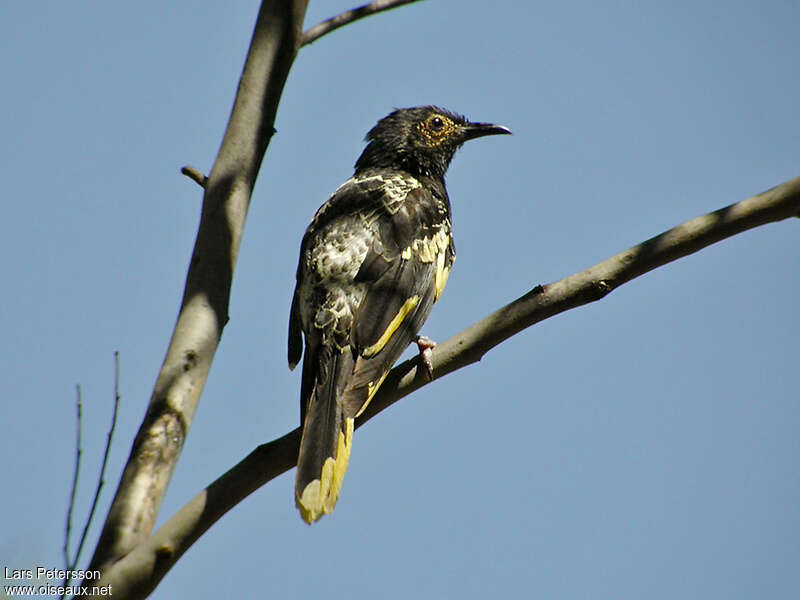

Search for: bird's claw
xmin=415 ymin=335 xmax=436 ymax=380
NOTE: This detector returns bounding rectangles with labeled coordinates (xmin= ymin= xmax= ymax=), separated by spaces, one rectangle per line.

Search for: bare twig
xmin=84 ymin=176 xmax=800 ymax=599
xmin=77 ymin=356 xmax=121 ymax=568
xmin=63 ymin=385 xmax=83 ymax=578
xmin=301 ymin=0 xmax=424 ymax=46
xmin=61 ymin=355 xmax=122 ymax=596
xmin=180 ymin=166 xmax=207 ymax=188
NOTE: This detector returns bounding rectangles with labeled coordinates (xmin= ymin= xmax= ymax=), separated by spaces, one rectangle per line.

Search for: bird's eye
xmin=429 ymin=116 xmax=445 ymax=131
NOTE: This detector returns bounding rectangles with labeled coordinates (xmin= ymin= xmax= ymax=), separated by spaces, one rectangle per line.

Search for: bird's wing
xmin=342 ymin=183 xmax=455 ymax=418
xmin=287 ymin=171 xmax=410 ymax=369
xmin=342 ymin=258 xmax=438 ymax=418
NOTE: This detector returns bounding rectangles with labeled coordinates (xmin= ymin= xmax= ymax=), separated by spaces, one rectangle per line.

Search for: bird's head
xmin=354 ymin=106 xmax=511 ymax=179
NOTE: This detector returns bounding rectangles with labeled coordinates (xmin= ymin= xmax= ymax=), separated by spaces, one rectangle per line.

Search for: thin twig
xmin=301 ymin=0 xmax=424 ymax=46
xmin=62 ymin=353 xmax=122 ymax=597
xmin=63 ymin=385 xmax=83 ymax=582
xmin=77 ymin=353 xmax=121 ymax=566
xmin=180 ymin=166 xmax=207 ymax=188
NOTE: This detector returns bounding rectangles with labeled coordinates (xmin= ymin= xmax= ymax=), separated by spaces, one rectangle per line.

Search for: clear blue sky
xmin=2 ymin=2 xmax=798 ymax=599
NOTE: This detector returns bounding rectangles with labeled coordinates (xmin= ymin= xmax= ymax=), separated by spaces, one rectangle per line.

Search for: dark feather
xmin=288 ymin=292 xmax=303 ymax=370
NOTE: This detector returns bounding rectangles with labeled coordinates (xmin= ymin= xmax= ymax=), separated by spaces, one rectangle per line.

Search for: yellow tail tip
xmin=296 ymin=418 xmax=354 ymax=524
xmin=296 ymin=480 xmax=328 ymax=524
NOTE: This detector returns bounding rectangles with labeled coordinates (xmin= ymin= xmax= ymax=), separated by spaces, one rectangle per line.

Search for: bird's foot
xmin=415 ymin=335 xmax=437 ymax=380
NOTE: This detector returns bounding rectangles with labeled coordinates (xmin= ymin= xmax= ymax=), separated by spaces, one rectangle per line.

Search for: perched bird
xmin=288 ymin=106 xmax=510 ymax=523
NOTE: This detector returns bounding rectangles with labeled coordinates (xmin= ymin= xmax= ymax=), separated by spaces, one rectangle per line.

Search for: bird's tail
xmin=295 ymin=345 xmax=356 ymax=524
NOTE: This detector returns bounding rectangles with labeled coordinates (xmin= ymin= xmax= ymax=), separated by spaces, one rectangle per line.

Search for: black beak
xmin=461 ymin=121 xmax=512 ymax=142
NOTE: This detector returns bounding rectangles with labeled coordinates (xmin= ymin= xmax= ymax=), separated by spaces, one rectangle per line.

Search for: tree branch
xmin=301 ymin=0 xmax=424 ymax=47
xmin=180 ymin=165 xmax=207 ymax=188
xmin=84 ymin=0 xmax=309 ymax=577
xmin=63 ymin=384 xmax=82 ymax=575
xmin=85 ymin=176 xmax=800 ymax=599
